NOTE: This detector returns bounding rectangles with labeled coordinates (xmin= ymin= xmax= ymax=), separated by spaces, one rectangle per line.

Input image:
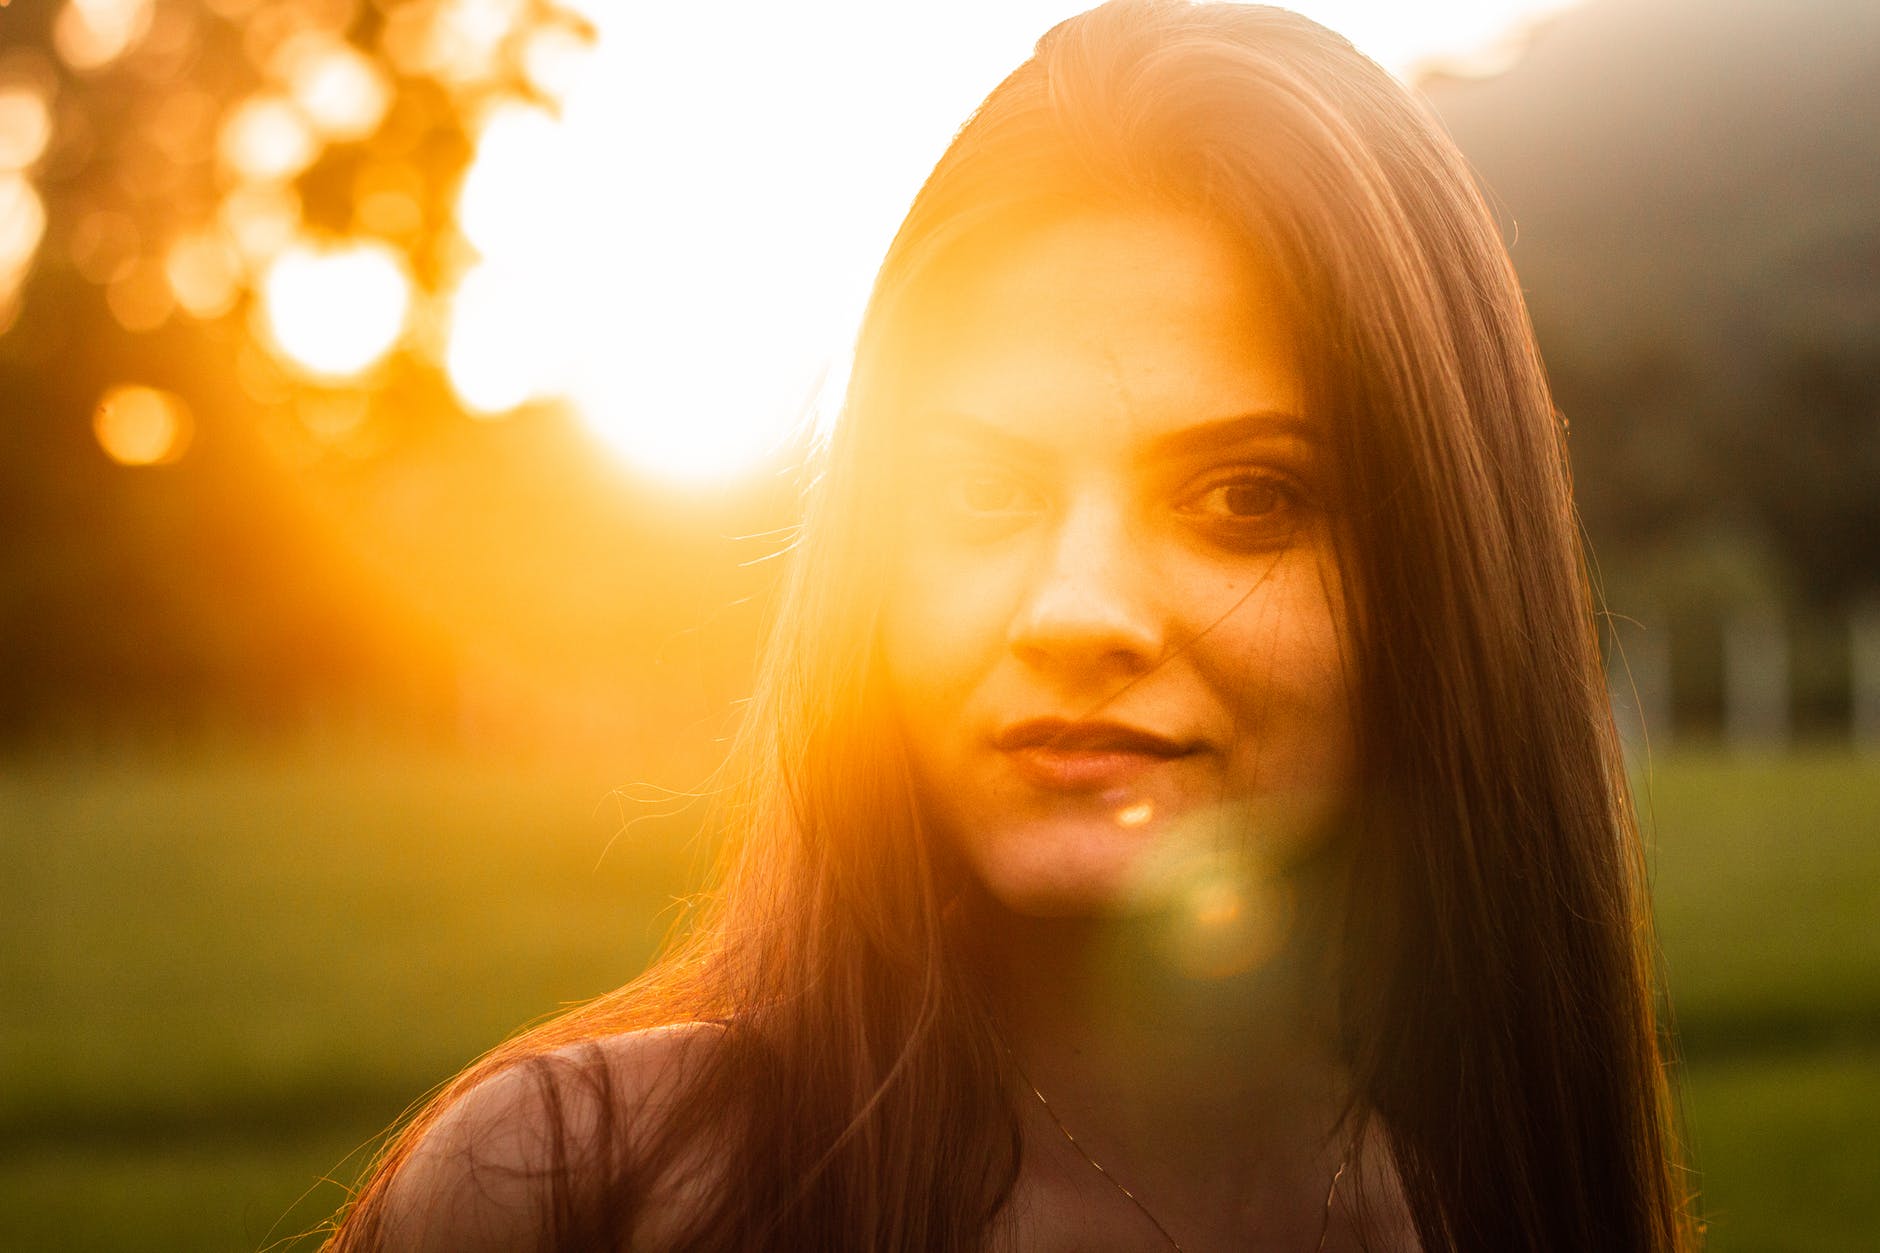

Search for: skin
xmin=877 ymin=210 xmax=1405 ymax=1250
xmin=880 ymin=208 xmax=1358 ymax=920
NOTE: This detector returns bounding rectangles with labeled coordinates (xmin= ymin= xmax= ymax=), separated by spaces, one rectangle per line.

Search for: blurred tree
xmin=0 ymin=0 xmax=599 ymax=744
xmin=1429 ymin=0 xmax=1880 ymax=670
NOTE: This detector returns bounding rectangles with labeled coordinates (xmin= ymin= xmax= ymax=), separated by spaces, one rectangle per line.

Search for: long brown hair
xmin=327 ymin=3 xmax=1694 ymax=1249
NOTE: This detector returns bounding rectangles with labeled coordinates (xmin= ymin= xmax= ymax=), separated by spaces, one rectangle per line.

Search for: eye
xmin=940 ymin=466 xmax=1043 ymax=517
xmin=1203 ymin=477 xmax=1291 ymax=519
xmin=1185 ymin=470 xmax=1299 ymax=519
xmin=928 ymin=464 xmax=1047 ymax=540
xmin=1177 ymin=468 xmax=1310 ymax=547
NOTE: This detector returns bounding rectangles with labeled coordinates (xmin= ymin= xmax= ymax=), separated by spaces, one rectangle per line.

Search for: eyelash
xmin=1179 ymin=468 xmax=1305 ymax=519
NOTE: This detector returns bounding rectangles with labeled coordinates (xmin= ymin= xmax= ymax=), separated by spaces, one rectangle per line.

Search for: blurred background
xmin=0 ymin=0 xmax=1874 ymax=1248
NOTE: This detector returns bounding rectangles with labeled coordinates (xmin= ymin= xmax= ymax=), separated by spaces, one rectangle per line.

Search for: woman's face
xmin=879 ymin=209 xmax=1358 ymax=918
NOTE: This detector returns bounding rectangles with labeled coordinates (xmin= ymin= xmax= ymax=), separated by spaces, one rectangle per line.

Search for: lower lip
xmin=1004 ymin=746 xmax=1188 ymax=791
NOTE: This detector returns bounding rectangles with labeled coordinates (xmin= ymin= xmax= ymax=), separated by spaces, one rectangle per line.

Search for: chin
xmin=967 ymin=830 xmax=1161 ymax=919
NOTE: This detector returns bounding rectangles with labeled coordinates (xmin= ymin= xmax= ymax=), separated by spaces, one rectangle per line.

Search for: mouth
xmin=991 ymin=718 xmax=1201 ymax=792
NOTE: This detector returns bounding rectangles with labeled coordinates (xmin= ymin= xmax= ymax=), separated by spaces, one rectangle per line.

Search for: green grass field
xmin=2 ymin=746 xmax=1875 ymax=1252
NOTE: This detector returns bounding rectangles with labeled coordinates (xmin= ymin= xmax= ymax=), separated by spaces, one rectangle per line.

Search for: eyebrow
xmin=1140 ymin=410 xmax=1321 ymax=462
xmin=911 ymin=409 xmax=1320 ymax=460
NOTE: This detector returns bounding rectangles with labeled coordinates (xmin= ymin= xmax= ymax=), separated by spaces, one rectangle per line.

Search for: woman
xmin=328 ymin=3 xmax=1694 ymax=1249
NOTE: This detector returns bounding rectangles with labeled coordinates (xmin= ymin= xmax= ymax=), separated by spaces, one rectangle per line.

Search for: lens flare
xmin=1165 ymin=866 xmax=1294 ymax=982
xmin=1115 ymin=799 xmax=1156 ymax=829
xmin=93 ymin=383 xmax=191 ymax=466
xmin=260 ymin=240 xmax=411 ymax=379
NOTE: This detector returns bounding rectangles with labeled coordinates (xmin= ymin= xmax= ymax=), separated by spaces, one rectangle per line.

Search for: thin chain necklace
xmin=1006 ymin=1047 xmax=1353 ymax=1253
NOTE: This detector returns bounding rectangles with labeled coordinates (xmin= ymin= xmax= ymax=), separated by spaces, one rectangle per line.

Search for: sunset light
xmin=432 ymin=0 xmax=1581 ymax=483
xmin=7 ymin=4 xmax=1866 ymax=1243
xmin=260 ymin=241 xmax=411 ymax=380
xmin=13 ymin=0 xmax=1586 ymax=481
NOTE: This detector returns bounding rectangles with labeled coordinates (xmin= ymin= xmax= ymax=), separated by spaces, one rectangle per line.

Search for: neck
xmin=964 ymin=892 xmax=1342 ymax=1103
xmin=951 ymin=867 xmax=1362 ymax=1248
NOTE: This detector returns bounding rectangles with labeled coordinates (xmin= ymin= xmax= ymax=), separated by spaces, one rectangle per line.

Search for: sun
xmin=440 ymin=0 xmax=1580 ymax=486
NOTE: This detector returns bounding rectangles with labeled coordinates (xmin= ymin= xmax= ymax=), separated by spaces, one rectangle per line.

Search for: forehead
xmin=895 ymin=209 xmax=1303 ymax=450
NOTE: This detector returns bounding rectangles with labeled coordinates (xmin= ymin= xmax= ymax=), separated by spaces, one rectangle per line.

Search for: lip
xmin=992 ymin=718 xmax=1200 ymax=792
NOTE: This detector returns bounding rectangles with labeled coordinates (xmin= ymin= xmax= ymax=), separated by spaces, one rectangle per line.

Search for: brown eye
xmin=1218 ymin=478 xmax=1287 ymax=518
xmin=1178 ymin=468 xmax=1310 ymax=551
xmin=1190 ymin=473 xmax=1297 ymax=520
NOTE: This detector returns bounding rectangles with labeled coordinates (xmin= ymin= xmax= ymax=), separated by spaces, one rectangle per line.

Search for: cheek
xmin=878 ymin=548 xmax=1019 ymax=741
xmin=1196 ymin=550 xmax=1357 ymax=789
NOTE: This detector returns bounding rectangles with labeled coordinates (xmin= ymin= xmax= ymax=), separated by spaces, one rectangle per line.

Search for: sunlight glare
xmin=445 ymin=262 xmax=563 ymax=414
xmin=260 ymin=240 xmax=411 ymax=379
xmin=443 ymin=0 xmax=1581 ymax=484
xmin=1290 ymin=0 xmax=1580 ymax=77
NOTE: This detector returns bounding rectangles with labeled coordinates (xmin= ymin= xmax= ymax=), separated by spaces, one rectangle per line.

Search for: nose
xmin=1007 ymin=494 xmax=1163 ymax=680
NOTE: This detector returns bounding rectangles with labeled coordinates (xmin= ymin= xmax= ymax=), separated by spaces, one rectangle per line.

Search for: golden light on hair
xmin=0 ymin=86 xmax=52 ymax=171
xmin=274 ymin=32 xmax=390 ymax=142
xmin=217 ymin=94 xmax=317 ymax=183
xmin=93 ymin=383 xmax=192 ymax=466
xmin=164 ymin=230 xmax=242 ymax=320
xmin=53 ymin=0 xmax=155 ymax=72
xmin=259 ymin=239 xmax=411 ymax=379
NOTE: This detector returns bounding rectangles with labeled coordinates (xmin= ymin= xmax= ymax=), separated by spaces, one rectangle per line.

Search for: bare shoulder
xmin=374 ymin=1022 xmax=729 ymax=1253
